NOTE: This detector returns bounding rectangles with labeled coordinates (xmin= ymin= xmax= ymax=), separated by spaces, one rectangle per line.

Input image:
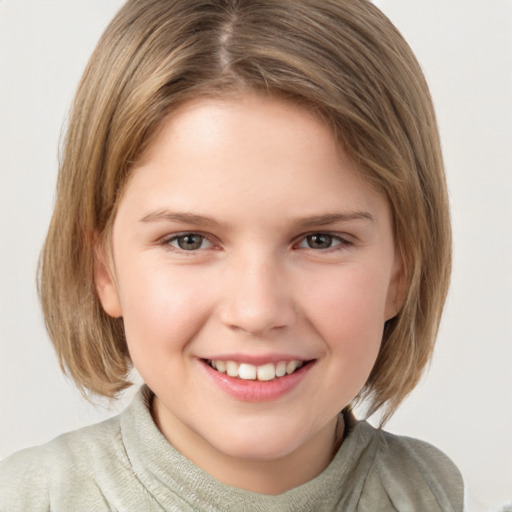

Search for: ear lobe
xmin=384 ymin=252 xmax=406 ymax=322
xmin=94 ymin=242 xmax=123 ymax=318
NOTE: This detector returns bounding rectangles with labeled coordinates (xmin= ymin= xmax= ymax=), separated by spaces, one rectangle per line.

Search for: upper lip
xmin=200 ymin=354 xmax=315 ymax=366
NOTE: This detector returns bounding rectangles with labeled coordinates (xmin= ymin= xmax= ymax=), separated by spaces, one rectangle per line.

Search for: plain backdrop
xmin=1 ymin=1 xmax=511 ymax=509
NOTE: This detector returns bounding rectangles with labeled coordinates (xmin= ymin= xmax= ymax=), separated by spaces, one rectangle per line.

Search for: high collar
xmin=119 ymin=385 xmax=372 ymax=512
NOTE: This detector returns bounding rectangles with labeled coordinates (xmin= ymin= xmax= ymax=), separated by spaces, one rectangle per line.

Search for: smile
xmin=201 ymin=357 xmax=316 ymax=401
xmin=205 ymin=359 xmax=307 ymax=382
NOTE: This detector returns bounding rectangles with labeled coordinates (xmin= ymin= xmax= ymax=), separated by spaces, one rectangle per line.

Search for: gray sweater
xmin=0 ymin=386 xmax=464 ymax=511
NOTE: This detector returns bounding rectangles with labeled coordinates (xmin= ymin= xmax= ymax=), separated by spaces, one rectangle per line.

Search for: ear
xmin=384 ymin=250 xmax=406 ymax=321
xmin=94 ymin=240 xmax=123 ymax=318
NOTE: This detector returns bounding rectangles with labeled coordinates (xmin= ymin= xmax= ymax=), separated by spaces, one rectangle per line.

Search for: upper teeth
xmin=209 ymin=360 xmax=304 ymax=381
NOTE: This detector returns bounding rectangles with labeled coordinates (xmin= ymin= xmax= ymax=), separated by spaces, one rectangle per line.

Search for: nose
xmin=219 ymin=254 xmax=297 ymax=336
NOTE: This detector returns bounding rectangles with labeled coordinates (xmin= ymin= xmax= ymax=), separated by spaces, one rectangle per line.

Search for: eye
xmin=297 ymin=233 xmax=349 ymax=250
xmin=167 ymin=233 xmax=213 ymax=251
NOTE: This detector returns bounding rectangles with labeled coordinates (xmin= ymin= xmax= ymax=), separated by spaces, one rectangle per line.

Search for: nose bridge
xmin=219 ymin=249 xmax=296 ymax=335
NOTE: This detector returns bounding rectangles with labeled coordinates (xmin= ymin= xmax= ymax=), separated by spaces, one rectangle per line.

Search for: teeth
xmin=286 ymin=360 xmax=298 ymax=374
xmin=257 ymin=363 xmax=276 ymax=381
xmin=226 ymin=361 xmax=239 ymax=377
xmin=275 ymin=361 xmax=287 ymax=377
xmin=209 ymin=359 xmax=305 ymax=381
xmin=238 ymin=363 xmax=257 ymax=380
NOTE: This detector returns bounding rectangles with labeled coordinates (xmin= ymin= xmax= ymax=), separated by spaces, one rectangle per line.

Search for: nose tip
xmin=219 ymin=262 xmax=296 ymax=336
xmin=223 ymin=299 xmax=296 ymax=336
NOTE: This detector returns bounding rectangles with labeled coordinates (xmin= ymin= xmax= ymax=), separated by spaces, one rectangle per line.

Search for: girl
xmin=1 ymin=0 xmax=466 ymax=510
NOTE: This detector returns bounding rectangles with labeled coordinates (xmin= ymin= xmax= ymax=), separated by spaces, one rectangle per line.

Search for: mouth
xmin=203 ymin=359 xmax=313 ymax=382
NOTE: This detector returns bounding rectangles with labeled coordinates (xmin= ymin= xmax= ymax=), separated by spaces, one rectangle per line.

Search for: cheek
xmin=115 ymin=263 xmax=214 ymax=362
xmin=301 ymin=265 xmax=389 ymax=368
xmin=304 ymin=263 xmax=389 ymax=326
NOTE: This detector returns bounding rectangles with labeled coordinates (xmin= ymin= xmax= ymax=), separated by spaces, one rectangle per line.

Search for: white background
xmin=0 ymin=1 xmax=511 ymax=509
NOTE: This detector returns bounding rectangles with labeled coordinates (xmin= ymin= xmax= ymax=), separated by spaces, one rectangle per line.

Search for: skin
xmin=95 ymin=93 xmax=403 ymax=494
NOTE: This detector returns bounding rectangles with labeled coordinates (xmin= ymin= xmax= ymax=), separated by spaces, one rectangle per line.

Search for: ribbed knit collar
xmin=119 ymin=385 xmax=375 ymax=511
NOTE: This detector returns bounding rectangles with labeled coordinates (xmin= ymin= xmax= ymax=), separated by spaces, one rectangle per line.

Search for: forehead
xmin=117 ymin=93 xmax=390 ymax=229
xmin=140 ymin=93 xmax=341 ymax=165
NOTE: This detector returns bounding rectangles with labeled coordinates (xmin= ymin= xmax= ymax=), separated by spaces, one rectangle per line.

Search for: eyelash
xmin=163 ymin=233 xmax=215 ymax=252
xmin=161 ymin=232 xmax=353 ymax=254
xmin=295 ymin=233 xmax=352 ymax=251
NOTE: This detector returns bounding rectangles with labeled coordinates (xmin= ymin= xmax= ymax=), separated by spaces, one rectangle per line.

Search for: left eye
xmin=298 ymin=233 xmax=346 ymax=250
xmin=168 ymin=233 xmax=212 ymax=251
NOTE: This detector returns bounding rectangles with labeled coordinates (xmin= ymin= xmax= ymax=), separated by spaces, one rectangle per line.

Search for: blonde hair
xmin=39 ymin=0 xmax=451 ymax=421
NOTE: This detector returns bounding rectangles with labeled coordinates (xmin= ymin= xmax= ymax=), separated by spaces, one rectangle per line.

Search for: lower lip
xmin=200 ymin=361 xmax=314 ymax=402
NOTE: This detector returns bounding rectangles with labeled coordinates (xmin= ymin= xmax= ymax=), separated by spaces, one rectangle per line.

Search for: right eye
xmin=166 ymin=233 xmax=213 ymax=251
xmin=295 ymin=232 xmax=351 ymax=251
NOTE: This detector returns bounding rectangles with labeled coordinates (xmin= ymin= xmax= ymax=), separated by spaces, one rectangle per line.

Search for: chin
xmin=204 ymin=420 xmax=307 ymax=461
xmin=219 ymin=438 xmax=297 ymax=462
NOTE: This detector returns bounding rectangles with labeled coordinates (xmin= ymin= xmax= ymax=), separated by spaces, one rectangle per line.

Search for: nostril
xmin=219 ymin=297 xmax=297 ymax=335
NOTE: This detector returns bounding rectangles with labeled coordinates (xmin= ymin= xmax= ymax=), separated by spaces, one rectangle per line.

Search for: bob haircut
xmin=39 ymin=0 xmax=451 ymax=422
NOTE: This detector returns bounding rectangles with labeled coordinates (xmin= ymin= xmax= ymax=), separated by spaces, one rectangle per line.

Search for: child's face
xmin=96 ymin=93 xmax=401 ymax=479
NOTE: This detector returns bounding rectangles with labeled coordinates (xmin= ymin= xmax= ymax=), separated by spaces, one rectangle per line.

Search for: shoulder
xmin=376 ymin=426 xmax=463 ymax=485
xmin=350 ymin=421 xmax=464 ymax=512
xmin=0 ymin=415 xmax=123 ymax=512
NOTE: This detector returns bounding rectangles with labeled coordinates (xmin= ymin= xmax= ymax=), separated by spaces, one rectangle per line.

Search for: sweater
xmin=0 ymin=386 xmax=464 ymax=511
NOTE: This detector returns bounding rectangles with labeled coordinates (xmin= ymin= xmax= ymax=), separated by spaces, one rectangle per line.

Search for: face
xmin=96 ymin=93 xmax=402 ymax=488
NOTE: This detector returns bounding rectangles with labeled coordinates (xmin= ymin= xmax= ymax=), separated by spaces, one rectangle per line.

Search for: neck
xmin=152 ymin=397 xmax=345 ymax=495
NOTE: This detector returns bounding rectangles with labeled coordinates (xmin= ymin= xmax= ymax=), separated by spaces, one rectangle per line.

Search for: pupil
xmin=178 ymin=234 xmax=202 ymax=250
xmin=308 ymin=234 xmax=332 ymax=249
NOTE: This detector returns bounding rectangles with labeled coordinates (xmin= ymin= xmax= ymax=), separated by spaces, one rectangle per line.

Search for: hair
xmin=39 ymin=0 xmax=451 ymax=423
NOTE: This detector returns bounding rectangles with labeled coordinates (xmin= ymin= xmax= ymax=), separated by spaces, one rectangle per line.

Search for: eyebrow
xmin=139 ymin=210 xmax=373 ymax=227
xmin=139 ymin=210 xmax=220 ymax=227
xmin=295 ymin=211 xmax=374 ymax=228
